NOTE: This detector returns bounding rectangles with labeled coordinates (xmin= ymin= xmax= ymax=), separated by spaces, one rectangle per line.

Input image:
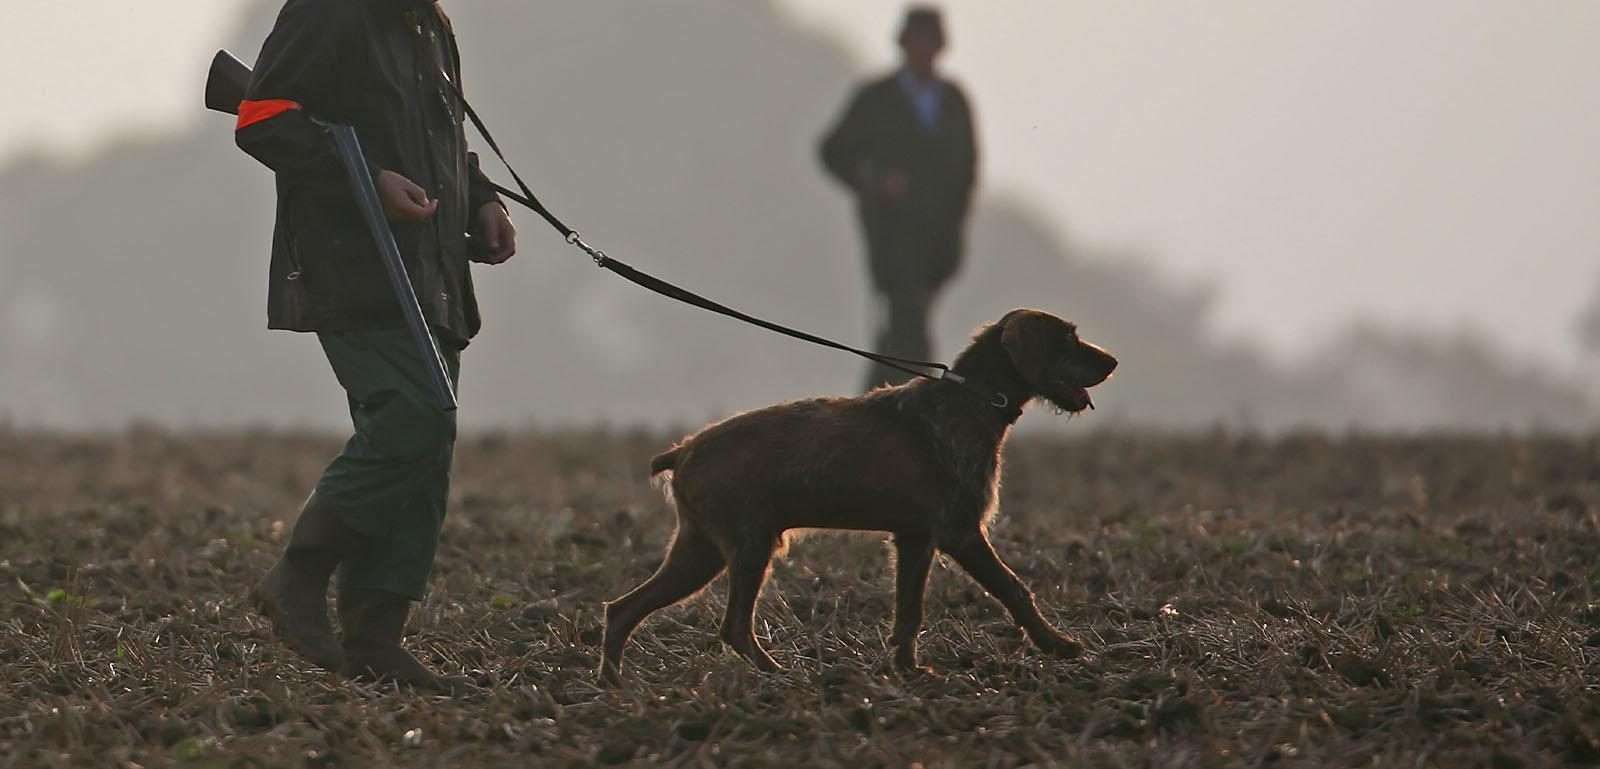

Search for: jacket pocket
xmin=289 ymin=185 xmax=398 ymax=321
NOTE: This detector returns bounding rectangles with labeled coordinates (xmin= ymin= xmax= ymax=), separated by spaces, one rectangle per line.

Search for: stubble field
xmin=2 ymin=427 xmax=1599 ymax=768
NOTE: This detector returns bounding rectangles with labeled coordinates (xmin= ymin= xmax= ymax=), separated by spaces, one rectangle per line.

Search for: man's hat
xmin=898 ymin=6 xmax=946 ymax=45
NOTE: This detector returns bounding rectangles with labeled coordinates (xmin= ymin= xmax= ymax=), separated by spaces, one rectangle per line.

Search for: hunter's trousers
xmin=312 ymin=328 xmax=463 ymax=600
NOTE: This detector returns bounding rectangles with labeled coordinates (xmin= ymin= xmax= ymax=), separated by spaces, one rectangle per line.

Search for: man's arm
xmin=470 ymin=155 xmax=515 ymax=264
xmin=438 ymin=8 xmax=512 ymax=261
xmin=237 ymin=1 xmax=436 ymax=222
xmin=234 ymin=0 xmax=365 ymax=187
xmin=466 ymin=152 xmax=503 ymax=214
xmin=456 ymin=56 xmax=512 ymax=262
xmin=468 ymin=153 xmax=515 ymax=264
xmin=819 ymin=86 xmax=878 ymax=195
xmin=439 ymin=7 xmax=504 ymax=217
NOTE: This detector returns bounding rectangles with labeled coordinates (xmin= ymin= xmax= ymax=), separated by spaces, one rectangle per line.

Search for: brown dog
xmin=601 ymin=309 xmax=1117 ymax=681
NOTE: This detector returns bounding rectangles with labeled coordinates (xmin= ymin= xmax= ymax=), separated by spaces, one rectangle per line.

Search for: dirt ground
xmin=2 ymin=427 xmax=1599 ymax=768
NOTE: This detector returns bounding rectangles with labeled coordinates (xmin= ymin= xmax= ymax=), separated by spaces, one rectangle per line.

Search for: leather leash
xmin=422 ymin=32 xmax=1009 ymax=410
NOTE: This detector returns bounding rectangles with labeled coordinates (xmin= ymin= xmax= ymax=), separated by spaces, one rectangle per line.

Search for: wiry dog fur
xmin=601 ymin=309 xmax=1118 ymax=681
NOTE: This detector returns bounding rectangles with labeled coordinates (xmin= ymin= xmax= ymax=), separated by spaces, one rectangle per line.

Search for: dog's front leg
xmin=890 ymin=533 xmax=935 ymax=671
xmin=942 ymin=534 xmax=1084 ymax=659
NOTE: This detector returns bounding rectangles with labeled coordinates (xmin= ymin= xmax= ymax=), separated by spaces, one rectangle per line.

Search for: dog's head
xmin=999 ymin=309 xmax=1117 ymax=413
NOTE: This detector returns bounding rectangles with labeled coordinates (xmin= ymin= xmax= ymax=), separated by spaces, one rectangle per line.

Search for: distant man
xmin=235 ymin=0 xmax=515 ymax=692
xmin=820 ymin=6 xmax=978 ymax=390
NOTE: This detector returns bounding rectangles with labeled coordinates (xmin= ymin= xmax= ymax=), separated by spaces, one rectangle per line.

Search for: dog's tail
xmin=649 ymin=447 xmax=681 ymax=501
xmin=649 ymin=447 xmax=680 ymax=477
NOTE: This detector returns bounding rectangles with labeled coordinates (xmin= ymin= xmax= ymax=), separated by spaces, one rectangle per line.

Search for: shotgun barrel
xmin=329 ymin=125 xmax=459 ymax=411
xmin=206 ymin=49 xmax=458 ymax=411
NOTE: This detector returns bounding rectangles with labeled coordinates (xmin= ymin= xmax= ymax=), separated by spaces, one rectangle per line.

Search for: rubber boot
xmin=338 ymin=586 xmax=474 ymax=695
xmin=250 ymin=493 xmax=360 ymax=671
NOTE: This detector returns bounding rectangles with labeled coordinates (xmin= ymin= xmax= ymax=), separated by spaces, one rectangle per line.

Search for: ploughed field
xmin=2 ymin=428 xmax=1599 ymax=768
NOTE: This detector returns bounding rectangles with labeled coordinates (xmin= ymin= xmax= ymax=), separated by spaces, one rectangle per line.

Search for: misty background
xmin=2 ymin=1 xmax=1598 ymax=432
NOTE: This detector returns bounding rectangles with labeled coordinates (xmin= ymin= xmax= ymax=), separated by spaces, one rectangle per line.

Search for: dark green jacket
xmin=820 ymin=72 xmax=978 ymax=293
xmin=237 ymin=0 xmax=500 ymax=342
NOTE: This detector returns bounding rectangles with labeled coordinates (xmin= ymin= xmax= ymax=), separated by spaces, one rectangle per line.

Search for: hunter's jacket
xmin=237 ymin=0 xmax=501 ymax=341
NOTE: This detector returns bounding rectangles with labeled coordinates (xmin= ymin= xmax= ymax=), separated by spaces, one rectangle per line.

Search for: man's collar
xmin=897 ymin=67 xmax=942 ymax=90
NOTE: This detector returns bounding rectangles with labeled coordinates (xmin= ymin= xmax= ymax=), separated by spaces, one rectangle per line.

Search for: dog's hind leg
xmin=941 ymin=533 xmax=1084 ymax=659
xmin=889 ymin=533 xmax=935 ymax=671
xmin=718 ymin=530 xmax=782 ymax=672
xmin=601 ymin=520 xmax=726 ymax=684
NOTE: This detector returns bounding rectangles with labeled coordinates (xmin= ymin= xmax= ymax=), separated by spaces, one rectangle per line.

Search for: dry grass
xmin=2 ymin=427 xmax=1599 ymax=768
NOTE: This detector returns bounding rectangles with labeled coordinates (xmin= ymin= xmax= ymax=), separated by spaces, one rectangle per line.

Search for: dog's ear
xmin=1001 ymin=311 xmax=1053 ymax=385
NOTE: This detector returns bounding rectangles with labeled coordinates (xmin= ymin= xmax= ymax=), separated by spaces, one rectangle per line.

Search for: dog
xmin=600 ymin=309 xmax=1117 ymax=682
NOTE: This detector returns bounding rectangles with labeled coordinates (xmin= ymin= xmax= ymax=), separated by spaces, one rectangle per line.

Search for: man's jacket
xmin=237 ymin=0 xmax=500 ymax=342
xmin=819 ymin=72 xmax=977 ymax=293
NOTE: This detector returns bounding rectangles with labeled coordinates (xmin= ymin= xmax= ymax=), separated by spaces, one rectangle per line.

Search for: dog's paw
xmin=1036 ymin=633 xmax=1085 ymax=659
xmin=893 ymin=661 xmax=937 ymax=677
xmin=891 ymin=649 xmax=935 ymax=676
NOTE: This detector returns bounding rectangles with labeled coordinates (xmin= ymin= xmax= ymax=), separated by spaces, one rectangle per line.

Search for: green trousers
xmin=313 ymin=328 xmax=463 ymax=600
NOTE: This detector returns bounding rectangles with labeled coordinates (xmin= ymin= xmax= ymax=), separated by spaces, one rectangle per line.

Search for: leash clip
xmin=568 ymin=231 xmax=609 ymax=266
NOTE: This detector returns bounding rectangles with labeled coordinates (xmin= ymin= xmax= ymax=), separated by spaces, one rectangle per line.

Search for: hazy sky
xmin=8 ymin=2 xmax=1600 ymax=371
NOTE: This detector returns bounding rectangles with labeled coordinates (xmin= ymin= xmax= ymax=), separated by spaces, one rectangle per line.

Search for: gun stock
xmin=205 ymin=50 xmax=252 ymax=115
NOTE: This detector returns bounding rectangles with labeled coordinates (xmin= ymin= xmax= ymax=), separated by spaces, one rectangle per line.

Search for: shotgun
xmin=206 ymin=50 xmax=457 ymax=412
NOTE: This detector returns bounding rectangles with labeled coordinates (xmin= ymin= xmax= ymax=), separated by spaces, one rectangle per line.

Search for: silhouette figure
xmin=820 ymin=6 xmax=978 ymax=390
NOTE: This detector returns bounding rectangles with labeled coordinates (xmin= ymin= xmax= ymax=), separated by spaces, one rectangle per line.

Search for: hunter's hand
xmin=376 ymin=170 xmax=438 ymax=222
xmin=474 ymin=202 xmax=517 ymax=264
xmin=879 ymin=168 xmax=910 ymax=205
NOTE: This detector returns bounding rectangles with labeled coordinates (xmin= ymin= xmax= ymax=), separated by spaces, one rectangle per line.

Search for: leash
xmin=425 ymin=32 xmax=1008 ymax=409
